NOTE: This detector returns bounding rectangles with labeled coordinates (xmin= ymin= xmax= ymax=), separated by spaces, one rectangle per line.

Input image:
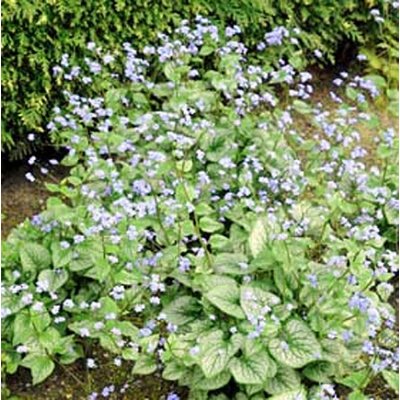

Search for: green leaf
xmin=205 ymin=284 xmax=245 ymax=319
xmin=30 ymin=309 xmax=51 ymax=332
xmin=268 ymin=387 xmax=307 ymax=400
xmin=176 ymin=182 xmax=195 ymax=203
xmin=114 ymin=268 xmax=142 ymax=285
xmin=346 ymin=87 xmax=359 ymax=101
xmin=199 ymin=330 xmax=238 ymax=378
xmin=37 ymin=269 xmax=68 ymax=292
xmin=164 ymin=63 xmax=179 ymax=82
xmin=348 ymin=391 xmax=368 ymax=400
xmin=122 ymin=347 xmax=139 ymax=361
xmin=84 ymin=258 xmax=110 ymax=282
xmin=4 ymin=348 xmax=21 ymax=374
xmin=293 ymin=100 xmax=312 ymax=114
xmin=97 ymin=297 xmax=120 ymax=318
xmin=250 ymin=247 xmax=276 ymax=271
xmin=363 ymin=74 xmax=386 ymax=89
xmin=20 ymin=243 xmax=51 ymax=272
xmin=69 ymin=251 xmax=95 ymax=271
xmin=249 ymin=218 xmax=267 ymax=257
xmin=320 ymin=339 xmax=349 ymax=363
xmin=51 ymin=241 xmax=72 ymax=268
xmin=303 ymin=361 xmax=334 ymax=382
xmin=382 ymin=370 xmax=399 ymax=394
xmin=197 ymin=274 xmax=237 ymax=291
xmin=192 ymin=368 xmax=231 ymax=390
xmin=230 ymin=350 xmax=276 ymax=385
xmin=188 ymin=390 xmax=208 ymax=400
xmin=268 ymin=319 xmax=322 ymax=368
xmin=264 ymin=366 xmax=301 ymax=395
xmin=38 ymin=327 xmax=62 ymax=353
xmin=132 ymin=355 xmax=157 ymax=375
xmin=199 ymin=45 xmax=215 ymax=56
xmin=199 ymin=217 xmax=224 ymax=233
xmin=214 ymin=253 xmax=254 ymax=275
xmin=108 ymin=321 xmax=138 ymax=338
xmin=336 ymin=369 xmax=370 ymax=389
xmin=176 ymin=160 xmax=193 ymax=173
xmin=21 ymin=354 xmax=55 ymax=385
xmin=13 ymin=312 xmax=33 ymax=346
xmin=195 ymin=203 xmax=214 ymax=216
xmin=240 ymin=285 xmax=281 ymax=319
xmin=163 ymin=296 xmax=200 ymax=325
xmin=56 ymin=335 xmax=82 ymax=356
xmin=69 ymin=240 xmax=102 ymax=272
xmin=209 ymin=234 xmax=230 ymax=249
xmin=162 ymin=360 xmax=187 ymax=381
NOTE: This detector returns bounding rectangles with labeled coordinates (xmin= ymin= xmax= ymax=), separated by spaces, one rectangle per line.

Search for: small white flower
xmin=111 ymin=328 xmax=121 ymax=336
xmin=79 ymin=328 xmax=90 ymax=337
xmin=94 ymin=322 xmax=105 ymax=330
xmin=32 ymin=302 xmax=44 ymax=312
xmin=25 ymin=172 xmax=35 ymax=182
xmin=87 ymin=358 xmax=97 ymax=369
xmin=16 ymin=345 xmax=29 ymax=353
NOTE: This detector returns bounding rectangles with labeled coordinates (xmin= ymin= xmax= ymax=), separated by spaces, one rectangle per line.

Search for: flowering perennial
xmin=2 ymin=18 xmax=398 ymax=399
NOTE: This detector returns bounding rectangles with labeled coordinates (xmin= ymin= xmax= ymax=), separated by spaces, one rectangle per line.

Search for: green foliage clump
xmin=2 ymin=0 xmax=399 ymax=159
xmin=2 ymin=20 xmax=399 ymax=399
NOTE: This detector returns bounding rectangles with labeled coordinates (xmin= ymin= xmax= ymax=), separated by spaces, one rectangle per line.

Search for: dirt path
xmin=1 ymin=163 xmax=67 ymax=239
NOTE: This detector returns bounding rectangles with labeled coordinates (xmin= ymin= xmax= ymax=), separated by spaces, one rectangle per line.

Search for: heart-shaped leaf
xmin=264 ymin=366 xmax=301 ymax=395
xmin=163 ymin=296 xmax=200 ymax=325
xmin=199 ymin=330 xmax=239 ymax=378
xmin=21 ymin=354 xmax=55 ymax=385
xmin=205 ymin=284 xmax=245 ymax=319
xmin=268 ymin=319 xmax=321 ymax=368
xmin=20 ymin=243 xmax=51 ymax=272
xmin=240 ymin=285 xmax=281 ymax=319
xmin=230 ymin=350 xmax=276 ymax=384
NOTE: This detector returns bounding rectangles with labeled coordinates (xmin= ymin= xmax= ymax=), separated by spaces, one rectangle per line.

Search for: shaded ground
xmin=2 ymin=164 xmax=48 ymax=239
xmin=7 ymin=346 xmax=185 ymax=400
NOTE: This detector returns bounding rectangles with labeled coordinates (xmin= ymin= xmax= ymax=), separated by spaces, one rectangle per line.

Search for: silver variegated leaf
xmin=240 ymin=285 xmax=281 ymax=319
xmin=192 ymin=367 xmax=231 ymax=390
xmin=249 ymin=218 xmax=267 ymax=257
xmin=268 ymin=387 xmax=307 ymax=400
xmin=205 ymin=284 xmax=245 ymax=319
xmin=230 ymin=350 xmax=276 ymax=385
xmin=268 ymin=319 xmax=322 ymax=368
xmin=264 ymin=366 xmax=301 ymax=395
xmin=198 ymin=330 xmax=239 ymax=378
xmin=163 ymin=296 xmax=200 ymax=325
xmin=303 ymin=361 xmax=335 ymax=382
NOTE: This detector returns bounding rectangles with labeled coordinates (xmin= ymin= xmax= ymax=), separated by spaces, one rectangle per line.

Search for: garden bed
xmin=2 ymin=19 xmax=398 ymax=400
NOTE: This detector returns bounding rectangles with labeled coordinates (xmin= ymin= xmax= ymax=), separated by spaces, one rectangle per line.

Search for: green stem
xmin=174 ymin=165 xmax=213 ymax=270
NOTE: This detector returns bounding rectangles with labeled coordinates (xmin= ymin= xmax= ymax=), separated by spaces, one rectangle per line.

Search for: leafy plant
xmin=2 ymin=19 xmax=398 ymax=399
xmin=2 ymin=0 xmax=398 ymax=159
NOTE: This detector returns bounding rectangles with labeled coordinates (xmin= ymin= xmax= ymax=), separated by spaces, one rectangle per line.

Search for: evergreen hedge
xmin=2 ymin=0 xmax=398 ymax=159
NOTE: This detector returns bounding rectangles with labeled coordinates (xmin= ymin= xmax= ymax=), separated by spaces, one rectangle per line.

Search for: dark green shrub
xmin=2 ymin=0 xmax=398 ymax=159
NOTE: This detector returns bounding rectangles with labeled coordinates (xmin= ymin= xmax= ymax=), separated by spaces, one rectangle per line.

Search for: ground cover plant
xmin=2 ymin=0 xmax=399 ymax=160
xmin=2 ymin=18 xmax=399 ymax=399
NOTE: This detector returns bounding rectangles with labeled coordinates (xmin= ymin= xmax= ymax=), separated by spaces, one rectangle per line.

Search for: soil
xmin=6 ymin=346 xmax=186 ymax=400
